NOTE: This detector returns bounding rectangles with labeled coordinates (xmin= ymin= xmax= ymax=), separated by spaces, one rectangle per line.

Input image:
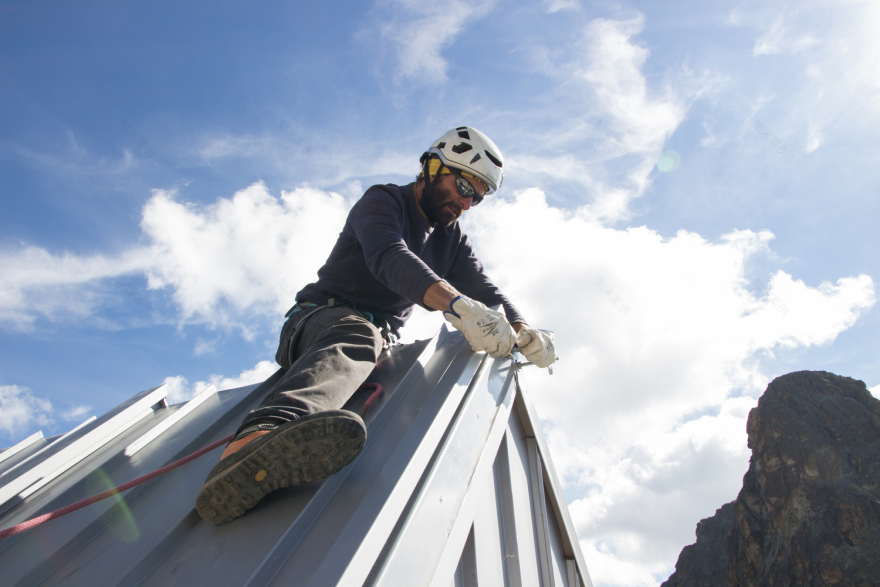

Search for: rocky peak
xmin=662 ymin=371 xmax=880 ymax=587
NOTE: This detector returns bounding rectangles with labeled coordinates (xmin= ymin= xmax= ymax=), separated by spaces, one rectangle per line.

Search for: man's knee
xmin=355 ymin=316 xmax=384 ymax=358
xmin=334 ymin=312 xmax=383 ymax=358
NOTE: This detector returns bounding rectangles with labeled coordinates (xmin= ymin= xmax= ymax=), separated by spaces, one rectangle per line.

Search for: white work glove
xmin=515 ymin=327 xmax=557 ymax=368
xmin=443 ymin=295 xmax=517 ymax=358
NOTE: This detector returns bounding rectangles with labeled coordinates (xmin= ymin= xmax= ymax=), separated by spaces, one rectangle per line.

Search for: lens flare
xmin=92 ymin=468 xmax=141 ymax=544
xmin=656 ymin=151 xmax=681 ymax=172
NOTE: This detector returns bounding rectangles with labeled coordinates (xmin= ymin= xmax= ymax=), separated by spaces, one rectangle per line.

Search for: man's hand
xmin=444 ymin=295 xmax=517 ymax=358
xmin=515 ymin=327 xmax=557 ymax=368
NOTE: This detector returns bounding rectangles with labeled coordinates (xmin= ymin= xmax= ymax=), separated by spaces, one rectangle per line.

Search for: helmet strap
xmin=422 ymin=156 xmax=445 ymax=202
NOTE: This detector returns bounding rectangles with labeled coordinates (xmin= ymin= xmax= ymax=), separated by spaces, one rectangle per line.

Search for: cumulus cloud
xmin=141 ymin=182 xmax=351 ymax=333
xmin=0 ymin=183 xmax=353 ymax=333
xmin=163 ymin=360 xmax=280 ymax=405
xmin=0 ymin=385 xmax=53 ymax=439
xmin=461 ymin=188 xmax=875 ymax=585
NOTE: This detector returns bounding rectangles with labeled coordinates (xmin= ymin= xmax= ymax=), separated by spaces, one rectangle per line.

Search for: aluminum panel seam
xmin=16 ymin=407 xmax=155 ymax=503
xmin=515 ymin=387 xmax=593 ymax=587
xmin=528 ymin=438 xmax=555 ymax=587
xmin=124 ymin=385 xmax=218 ymax=457
xmin=370 ymin=355 xmax=508 ymax=587
xmin=0 ymin=418 xmax=96 ymax=482
xmin=241 ymin=330 xmax=453 ymax=587
xmin=566 ymin=559 xmax=580 ymax=587
xmin=0 ymin=377 xmax=279 ymax=581
xmin=0 ymin=432 xmax=44 ymax=466
xmin=495 ymin=434 xmax=524 ymax=587
xmin=0 ymin=384 xmax=167 ymax=509
xmin=304 ymin=335 xmax=485 ymax=587
xmin=427 ymin=360 xmax=518 ymax=587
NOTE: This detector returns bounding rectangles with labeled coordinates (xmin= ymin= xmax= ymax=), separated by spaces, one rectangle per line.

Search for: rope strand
xmin=0 ymin=382 xmax=385 ymax=541
xmin=0 ymin=434 xmax=233 ymax=541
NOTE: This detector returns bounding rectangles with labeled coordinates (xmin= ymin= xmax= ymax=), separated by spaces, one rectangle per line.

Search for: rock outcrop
xmin=662 ymin=371 xmax=880 ymax=587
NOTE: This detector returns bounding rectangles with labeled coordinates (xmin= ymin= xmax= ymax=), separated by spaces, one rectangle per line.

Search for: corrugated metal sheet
xmin=0 ymin=326 xmax=592 ymax=587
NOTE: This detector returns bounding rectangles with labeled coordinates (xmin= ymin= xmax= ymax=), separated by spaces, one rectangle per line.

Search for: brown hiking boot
xmin=195 ymin=411 xmax=367 ymax=525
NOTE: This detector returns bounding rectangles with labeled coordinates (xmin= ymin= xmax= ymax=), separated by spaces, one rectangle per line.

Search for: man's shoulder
xmin=353 ymin=183 xmax=414 ymax=216
xmin=360 ymin=182 xmax=410 ymax=203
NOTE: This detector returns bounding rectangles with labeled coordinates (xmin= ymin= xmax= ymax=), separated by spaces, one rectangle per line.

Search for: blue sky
xmin=2 ymin=1 xmax=878 ymax=585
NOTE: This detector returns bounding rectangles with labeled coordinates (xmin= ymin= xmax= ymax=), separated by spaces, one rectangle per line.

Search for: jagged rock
xmin=662 ymin=371 xmax=880 ymax=587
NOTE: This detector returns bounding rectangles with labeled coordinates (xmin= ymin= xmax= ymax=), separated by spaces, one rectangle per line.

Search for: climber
xmin=195 ymin=126 xmax=556 ymax=525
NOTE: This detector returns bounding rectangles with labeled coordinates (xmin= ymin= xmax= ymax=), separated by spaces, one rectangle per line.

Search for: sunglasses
xmin=453 ymin=173 xmax=486 ymax=206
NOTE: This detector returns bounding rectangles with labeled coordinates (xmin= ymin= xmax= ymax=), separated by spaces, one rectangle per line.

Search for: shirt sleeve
xmin=445 ymin=233 xmax=527 ymax=325
xmin=348 ymin=188 xmax=442 ymax=307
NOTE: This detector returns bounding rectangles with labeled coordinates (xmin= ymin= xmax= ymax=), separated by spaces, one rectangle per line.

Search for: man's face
xmin=421 ymin=173 xmax=486 ymax=227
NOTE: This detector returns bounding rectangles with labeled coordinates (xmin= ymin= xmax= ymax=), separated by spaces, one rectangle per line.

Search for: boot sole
xmin=195 ymin=411 xmax=366 ymax=525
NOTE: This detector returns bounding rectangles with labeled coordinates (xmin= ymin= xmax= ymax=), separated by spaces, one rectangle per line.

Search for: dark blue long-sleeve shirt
xmin=297 ymin=182 xmax=524 ymax=333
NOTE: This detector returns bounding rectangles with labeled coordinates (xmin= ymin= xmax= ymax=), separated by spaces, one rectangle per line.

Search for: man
xmin=195 ymin=126 xmax=556 ymax=525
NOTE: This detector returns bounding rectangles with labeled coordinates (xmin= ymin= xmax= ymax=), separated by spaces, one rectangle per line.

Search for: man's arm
xmin=423 ymin=280 xmax=528 ymax=333
xmin=425 ymin=280 xmax=555 ymax=367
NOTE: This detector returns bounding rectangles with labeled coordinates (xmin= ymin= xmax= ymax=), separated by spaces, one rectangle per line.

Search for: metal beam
xmin=0 ymin=384 xmax=167 ymax=509
xmin=124 ymin=385 xmax=218 ymax=457
xmin=0 ymin=431 xmax=44 ymax=465
xmin=0 ymin=418 xmax=94 ymax=482
xmin=528 ymin=438 xmax=554 ymax=587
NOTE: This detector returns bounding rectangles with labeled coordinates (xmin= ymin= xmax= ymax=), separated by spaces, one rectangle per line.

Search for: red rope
xmin=0 ymin=433 xmax=234 ymax=541
xmin=358 ymin=383 xmax=384 ymax=418
xmin=0 ymin=382 xmax=385 ymax=541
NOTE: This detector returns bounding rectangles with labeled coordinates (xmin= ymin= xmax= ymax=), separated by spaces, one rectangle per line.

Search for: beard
xmin=421 ymin=182 xmax=462 ymax=227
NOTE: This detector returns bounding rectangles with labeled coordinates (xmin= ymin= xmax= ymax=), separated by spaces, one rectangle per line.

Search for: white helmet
xmin=423 ymin=126 xmax=504 ymax=194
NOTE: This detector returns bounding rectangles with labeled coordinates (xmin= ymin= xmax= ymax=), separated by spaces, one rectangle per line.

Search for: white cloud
xmin=141 ymin=182 xmax=352 ymax=332
xmin=576 ymin=16 xmax=686 ymax=156
xmin=0 ymin=178 xmax=873 ymax=585
xmin=870 ymin=384 xmax=879 ymax=399
xmin=193 ymin=130 xmax=414 ymax=193
xmin=460 ymin=188 xmax=875 ymax=586
xmin=61 ymin=405 xmax=92 ymax=421
xmin=0 ymin=183 xmax=353 ymax=333
xmin=735 ymin=0 xmax=880 ymax=143
xmin=753 ymin=12 xmax=820 ymax=56
xmin=805 ymin=121 xmax=823 ymax=153
xmin=507 ymin=14 xmax=723 ymax=223
xmin=545 ymin=0 xmax=579 ymax=13
xmin=164 ymin=360 xmax=280 ymax=405
xmin=372 ymin=0 xmax=496 ymax=84
xmin=194 ymin=338 xmax=219 ymax=356
xmin=161 ymin=375 xmax=192 ymax=406
xmin=0 ymin=245 xmax=152 ymax=330
xmin=0 ymin=385 xmax=53 ymax=439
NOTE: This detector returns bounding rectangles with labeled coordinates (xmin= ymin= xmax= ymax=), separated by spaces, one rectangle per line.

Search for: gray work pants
xmin=237 ymin=305 xmax=384 ymax=434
